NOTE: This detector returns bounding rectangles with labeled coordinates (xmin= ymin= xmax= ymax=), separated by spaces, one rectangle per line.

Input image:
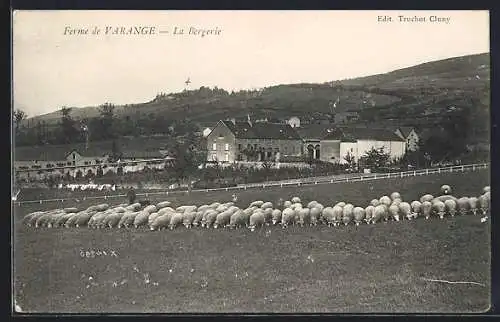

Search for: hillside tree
xmin=14 ymin=109 xmax=27 ymax=131
xmin=98 ymin=103 xmax=116 ymax=140
xmin=59 ymin=107 xmax=79 ymax=144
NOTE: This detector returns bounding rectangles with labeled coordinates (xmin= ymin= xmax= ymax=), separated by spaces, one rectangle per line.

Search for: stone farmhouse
xmin=394 ymin=126 xmax=420 ymax=152
xmin=208 ymin=117 xmax=408 ymax=165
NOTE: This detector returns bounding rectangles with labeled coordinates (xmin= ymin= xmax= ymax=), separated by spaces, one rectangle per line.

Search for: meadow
xmin=13 ymin=169 xmax=491 ymax=313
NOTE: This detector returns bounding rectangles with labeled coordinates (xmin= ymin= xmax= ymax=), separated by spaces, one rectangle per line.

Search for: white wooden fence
xmin=13 ymin=163 xmax=489 ymax=206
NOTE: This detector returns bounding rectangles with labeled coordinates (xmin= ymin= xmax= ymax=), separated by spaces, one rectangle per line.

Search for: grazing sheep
xmin=143 ymin=205 xmax=158 ymax=214
xmin=176 ymin=205 xmax=197 ymax=213
xmin=240 ymin=211 xmax=251 ymax=227
xmin=421 ymin=201 xmax=433 ymax=219
xmin=148 ymin=212 xmax=162 ymax=227
xmin=410 ymin=201 xmax=422 ymax=220
xmin=113 ymin=207 xmax=126 ymax=214
xmin=35 ymin=213 xmax=54 ymax=228
xmin=262 ymin=208 xmax=274 ymax=225
xmin=297 ymin=208 xmax=311 ymax=227
xmin=371 ymin=205 xmax=387 ymax=224
xmin=291 ymin=202 xmax=303 ymax=210
xmin=283 ymin=200 xmax=292 ymax=209
xmin=342 ymin=204 xmax=354 ymax=226
xmin=205 ymin=211 xmax=218 ymax=228
xmin=390 ymin=192 xmax=401 ymax=201
xmin=169 ymin=213 xmax=184 ymax=230
xmin=213 ymin=211 xmax=231 ymax=229
xmin=229 ymin=210 xmax=244 ymax=229
xmin=364 ymin=205 xmax=374 ymax=224
xmin=133 ymin=211 xmax=150 ymax=228
xmin=47 ymin=212 xmax=67 ymax=228
xmin=261 ymin=202 xmax=273 ymax=210
xmin=281 ymin=208 xmax=296 ymax=228
xmin=310 ymin=207 xmax=321 ymax=226
xmin=307 ymin=201 xmax=318 ymax=208
xmin=335 ymin=202 xmax=346 ymax=208
xmin=95 ymin=204 xmax=110 ymax=212
xmin=156 ymin=201 xmax=171 ymax=209
xmin=468 ymin=197 xmax=479 ymax=215
xmin=64 ymin=212 xmax=82 ymax=228
xmin=379 ymin=196 xmax=392 ymax=207
xmin=181 ymin=212 xmax=195 ymax=228
xmin=370 ymin=199 xmax=380 ymax=207
xmin=23 ymin=211 xmax=44 ymax=226
xmin=353 ymin=207 xmax=366 ymax=226
xmin=392 ymin=198 xmax=402 ymax=206
xmin=126 ymin=203 xmax=142 ymax=211
xmin=399 ymin=202 xmax=411 ymax=221
xmin=321 ymin=207 xmax=334 ymax=226
xmin=249 ymin=212 xmax=265 ymax=231
xmin=192 ymin=211 xmax=204 ymax=227
xmin=271 ymin=209 xmax=282 ymax=225
xmin=389 ymin=204 xmax=401 ymax=222
xmin=444 ymin=199 xmax=457 ymax=217
xmin=75 ymin=211 xmax=95 ymax=228
xmin=479 ymin=193 xmax=490 ymax=215
xmin=420 ymin=194 xmax=434 ymax=203
xmin=332 ymin=206 xmax=344 ymax=226
xmin=64 ymin=207 xmax=79 ymax=213
xmin=250 ymin=200 xmax=265 ymax=208
xmin=432 ymin=200 xmax=446 ymax=219
xmin=150 ymin=214 xmax=171 ymax=231
xmin=198 ymin=205 xmax=210 ymax=212
xmin=434 ymin=195 xmax=458 ymax=203
xmin=457 ymin=197 xmax=470 ymax=215
xmin=291 ymin=197 xmax=301 ymax=204
xmin=104 ymin=212 xmax=124 ymax=229
xmin=55 ymin=212 xmax=76 ymax=228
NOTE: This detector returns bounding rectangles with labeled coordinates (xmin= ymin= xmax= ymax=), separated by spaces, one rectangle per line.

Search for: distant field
xmin=13 ymin=170 xmax=491 ymax=313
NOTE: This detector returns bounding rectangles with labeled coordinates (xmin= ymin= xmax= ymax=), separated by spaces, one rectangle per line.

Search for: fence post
xmin=330 ymin=179 xmax=333 ymax=183
xmin=461 ymin=166 xmax=464 ymax=172
xmin=413 ymin=171 xmax=416 ymax=176
xmin=426 ymin=169 xmax=429 ymax=175
xmin=438 ymin=168 xmax=441 ymax=173
xmin=473 ymin=164 xmax=475 ymax=171
xmin=400 ymin=172 xmax=403 ymax=178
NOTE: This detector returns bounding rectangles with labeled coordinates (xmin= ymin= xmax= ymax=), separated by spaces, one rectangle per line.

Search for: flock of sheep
xmin=22 ymin=185 xmax=491 ymax=232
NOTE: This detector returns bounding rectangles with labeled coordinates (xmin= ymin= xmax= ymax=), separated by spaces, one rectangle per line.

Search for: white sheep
xmin=158 ymin=207 xmax=175 ymax=215
xmin=148 ymin=212 xmax=162 ymax=226
xmin=209 ymin=202 xmax=221 ymax=209
xmin=126 ymin=203 xmax=142 ymax=211
xmin=389 ymin=204 xmax=401 ymax=222
xmin=250 ymin=200 xmax=265 ymax=208
xmin=249 ymin=212 xmax=265 ymax=231
xmin=55 ymin=212 xmax=76 ymax=228
xmin=169 ymin=213 xmax=184 ymax=230
xmin=335 ymin=202 xmax=346 ymax=208
xmin=271 ymin=209 xmax=282 ymax=225
xmin=291 ymin=197 xmax=301 ymax=204
xmin=240 ymin=211 xmax=251 ymax=227
xmin=156 ymin=201 xmax=171 ymax=209
xmin=198 ymin=205 xmax=210 ymax=212
xmin=342 ymin=204 xmax=354 ymax=226
xmin=392 ymin=198 xmax=402 ymax=206
xmin=118 ymin=212 xmax=132 ymax=228
xmin=283 ymin=200 xmax=292 ymax=208
xmin=390 ymin=192 xmax=401 ymax=201
xmin=35 ymin=212 xmax=54 ymax=228
xmin=95 ymin=203 xmax=110 ymax=212
xmin=133 ymin=211 xmax=150 ymax=228
xmin=64 ymin=207 xmax=79 ymax=213
xmin=150 ymin=213 xmax=171 ymax=231
xmin=432 ymin=200 xmax=446 ymax=219
xmin=399 ymin=202 xmax=411 ymax=221
xmin=307 ymin=201 xmax=318 ymax=208
xmin=479 ymin=193 xmax=490 ymax=215
xmin=261 ymin=202 xmax=273 ymax=210
xmin=297 ymin=208 xmax=311 ymax=227
xmin=455 ymin=197 xmax=468 ymax=215
xmin=321 ymin=207 xmax=334 ymax=226
xmin=371 ymin=205 xmax=387 ymax=224
xmin=23 ymin=211 xmax=45 ymax=226
xmin=192 ymin=211 xmax=205 ymax=227
xmin=113 ymin=207 xmax=127 ymax=214
xmin=214 ymin=211 xmax=232 ymax=229
xmin=410 ymin=201 xmax=422 ymax=220
xmin=483 ymin=186 xmax=490 ymax=193
xmin=281 ymin=208 xmax=295 ymax=228
xmin=370 ymin=199 xmax=380 ymax=207
xmin=468 ymin=197 xmax=479 ymax=215
xmin=291 ymin=202 xmax=303 ymax=210
xmin=353 ymin=207 xmax=366 ymax=226
xmin=444 ymin=199 xmax=457 ymax=217
xmin=420 ymin=194 xmax=434 ymax=203
xmin=143 ymin=205 xmax=158 ymax=214
xmin=205 ymin=211 xmax=218 ymax=228
xmin=364 ymin=205 xmax=374 ymax=224
xmin=262 ymin=208 xmax=274 ymax=225
xmin=64 ymin=212 xmax=83 ymax=228
xmin=379 ymin=196 xmax=392 ymax=207
xmin=75 ymin=211 xmax=96 ymax=228
xmin=420 ymin=201 xmax=432 ymax=219
xmin=332 ymin=205 xmax=344 ymax=226
xmin=105 ymin=212 xmax=124 ymax=228
xmin=309 ymin=207 xmax=322 ymax=226
xmin=47 ymin=212 xmax=67 ymax=228
xmin=229 ymin=210 xmax=244 ymax=229
xmin=182 ymin=212 xmax=196 ymax=228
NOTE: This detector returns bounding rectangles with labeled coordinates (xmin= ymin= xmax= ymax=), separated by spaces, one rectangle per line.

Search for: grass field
xmin=13 ymin=169 xmax=491 ymax=313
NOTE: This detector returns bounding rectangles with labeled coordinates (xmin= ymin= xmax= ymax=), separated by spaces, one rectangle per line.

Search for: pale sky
xmin=13 ymin=10 xmax=489 ymax=117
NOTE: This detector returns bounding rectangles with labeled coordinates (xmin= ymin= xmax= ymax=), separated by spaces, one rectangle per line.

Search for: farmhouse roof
xmin=122 ymin=150 xmax=165 ymax=159
xmin=397 ymin=127 xmax=415 ymax=138
xmin=295 ymin=124 xmax=336 ymax=140
xmin=322 ymin=127 xmax=405 ymax=142
xmin=221 ymin=120 xmax=301 ymax=140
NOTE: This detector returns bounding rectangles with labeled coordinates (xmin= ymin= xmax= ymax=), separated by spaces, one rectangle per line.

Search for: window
xmin=212 ymin=143 xmax=217 ymax=150
xmin=224 ymin=153 xmax=229 ymax=162
xmin=225 ymin=143 xmax=229 ymax=151
xmin=73 ymin=154 xmax=76 ymax=160
xmin=238 ymin=144 xmax=242 ymax=150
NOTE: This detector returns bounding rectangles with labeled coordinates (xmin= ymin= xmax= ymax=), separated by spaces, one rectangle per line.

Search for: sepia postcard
xmin=12 ymin=10 xmax=491 ymax=314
